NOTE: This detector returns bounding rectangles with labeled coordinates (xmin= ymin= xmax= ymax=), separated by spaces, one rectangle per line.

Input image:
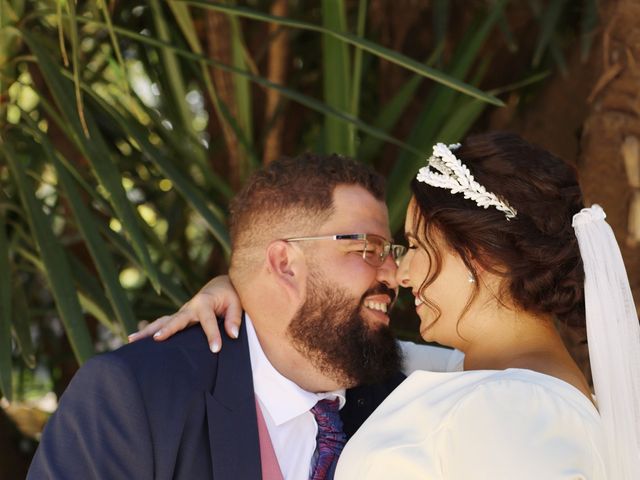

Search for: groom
xmin=28 ymin=153 xmax=406 ymax=479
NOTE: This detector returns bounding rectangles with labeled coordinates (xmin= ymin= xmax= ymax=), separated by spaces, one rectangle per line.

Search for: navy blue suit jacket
xmin=27 ymin=323 xmax=404 ymax=479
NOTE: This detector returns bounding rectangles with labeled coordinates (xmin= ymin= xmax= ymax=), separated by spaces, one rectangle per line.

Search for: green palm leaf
xmin=21 ymin=30 xmax=162 ymax=292
xmin=322 ymin=0 xmax=353 ymax=155
xmin=24 ymin=121 xmax=138 ymax=335
xmin=62 ymin=17 xmax=424 ymax=157
xmin=11 ymin=285 xmax=35 ymax=369
xmin=183 ymin=0 xmax=504 ymax=106
xmin=386 ymin=0 xmax=508 ymax=231
xmin=2 ymin=143 xmax=94 ymax=364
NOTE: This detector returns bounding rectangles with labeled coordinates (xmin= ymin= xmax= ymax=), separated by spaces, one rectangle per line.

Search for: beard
xmin=287 ymin=271 xmax=402 ymax=388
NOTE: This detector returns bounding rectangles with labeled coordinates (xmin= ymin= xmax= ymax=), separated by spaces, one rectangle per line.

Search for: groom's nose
xmin=376 ymin=253 xmax=399 ymax=291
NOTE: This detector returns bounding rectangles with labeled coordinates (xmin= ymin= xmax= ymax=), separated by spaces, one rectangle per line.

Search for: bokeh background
xmin=2 ymin=0 xmax=639 ymax=476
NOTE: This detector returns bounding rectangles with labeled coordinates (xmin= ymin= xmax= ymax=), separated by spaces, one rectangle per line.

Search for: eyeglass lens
xmin=364 ymin=236 xmax=408 ymax=267
xmin=362 ymin=236 xmax=384 ymax=266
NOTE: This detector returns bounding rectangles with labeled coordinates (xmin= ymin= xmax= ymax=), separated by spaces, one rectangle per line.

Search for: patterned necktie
xmin=310 ymin=398 xmax=347 ymax=480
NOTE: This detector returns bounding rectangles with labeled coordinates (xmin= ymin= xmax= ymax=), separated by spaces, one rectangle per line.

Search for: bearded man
xmin=28 ymin=153 xmax=406 ymax=480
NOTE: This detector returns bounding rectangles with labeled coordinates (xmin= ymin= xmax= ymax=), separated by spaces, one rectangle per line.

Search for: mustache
xmin=362 ymin=284 xmax=397 ymax=304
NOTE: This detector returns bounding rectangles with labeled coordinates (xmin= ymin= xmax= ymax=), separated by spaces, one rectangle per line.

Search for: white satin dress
xmin=335 ymin=343 xmax=607 ymax=480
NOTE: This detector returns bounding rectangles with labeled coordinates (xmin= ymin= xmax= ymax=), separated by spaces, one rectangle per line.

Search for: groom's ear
xmin=265 ymin=240 xmax=307 ymax=299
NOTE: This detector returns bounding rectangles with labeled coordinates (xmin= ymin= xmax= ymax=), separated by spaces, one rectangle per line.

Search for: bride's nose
xmin=395 ymin=253 xmax=411 ymax=288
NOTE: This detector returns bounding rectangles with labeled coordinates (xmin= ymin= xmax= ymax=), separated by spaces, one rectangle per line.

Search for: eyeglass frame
xmin=284 ymin=233 xmax=407 ymax=267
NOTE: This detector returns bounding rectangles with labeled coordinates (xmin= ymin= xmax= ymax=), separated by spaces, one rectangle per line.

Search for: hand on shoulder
xmin=127 ymin=275 xmax=243 ymax=353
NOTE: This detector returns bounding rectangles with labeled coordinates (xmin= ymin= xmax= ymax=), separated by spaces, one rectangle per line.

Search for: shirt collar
xmin=245 ymin=314 xmax=346 ymax=426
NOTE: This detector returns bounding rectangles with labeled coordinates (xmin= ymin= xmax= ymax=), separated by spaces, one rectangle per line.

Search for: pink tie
xmin=255 ymin=398 xmax=284 ymax=480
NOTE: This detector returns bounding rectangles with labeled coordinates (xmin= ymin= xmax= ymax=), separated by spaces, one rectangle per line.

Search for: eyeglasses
xmin=284 ymin=233 xmax=407 ymax=267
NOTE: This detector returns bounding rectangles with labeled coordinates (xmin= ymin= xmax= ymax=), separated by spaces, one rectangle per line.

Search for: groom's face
xmin=287 ymin=185 xmax=402 ymax=386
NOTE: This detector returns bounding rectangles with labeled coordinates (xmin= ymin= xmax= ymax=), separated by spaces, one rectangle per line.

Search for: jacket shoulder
xmin=101 ymin=325 xmax=218 ymax=394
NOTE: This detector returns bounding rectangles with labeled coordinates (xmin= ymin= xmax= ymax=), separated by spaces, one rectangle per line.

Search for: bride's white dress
xmin=335 ymin=343 xmax=607 ymax=480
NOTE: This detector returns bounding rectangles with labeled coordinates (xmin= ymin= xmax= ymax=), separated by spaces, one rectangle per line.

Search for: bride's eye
xmin=404 ymin=234 xmax=418 ymax=250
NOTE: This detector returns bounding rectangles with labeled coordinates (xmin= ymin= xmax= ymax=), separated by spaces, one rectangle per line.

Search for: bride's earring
xmin=467 ymin=271 xmax=475 ymax=283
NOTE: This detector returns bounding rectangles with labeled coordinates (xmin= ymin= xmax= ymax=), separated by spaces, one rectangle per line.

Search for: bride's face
xmin=397 ymin=199 xmax=476 ymax=348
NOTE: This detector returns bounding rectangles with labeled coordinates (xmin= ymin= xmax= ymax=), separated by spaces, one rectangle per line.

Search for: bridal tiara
xmin=416 ymin=143 xmax=518 ymax=220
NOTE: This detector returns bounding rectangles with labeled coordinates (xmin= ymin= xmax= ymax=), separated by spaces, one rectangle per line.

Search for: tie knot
xmin=312 ymin=398 xmax=340 ymax=414
xmin=311 ymin=399 xmax=341 ymax=431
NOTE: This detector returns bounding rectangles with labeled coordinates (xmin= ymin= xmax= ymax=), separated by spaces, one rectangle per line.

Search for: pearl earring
xmin=467 ymin=272 xmax=475 ymax=283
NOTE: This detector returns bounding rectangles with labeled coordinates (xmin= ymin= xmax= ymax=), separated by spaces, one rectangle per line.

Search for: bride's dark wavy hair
xmin=410 ymin=132 xmax=586 ymax=329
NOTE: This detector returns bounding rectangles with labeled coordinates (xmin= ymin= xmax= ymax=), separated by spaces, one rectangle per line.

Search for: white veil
xmin=572 ymin=205 xmax=640 ymax=479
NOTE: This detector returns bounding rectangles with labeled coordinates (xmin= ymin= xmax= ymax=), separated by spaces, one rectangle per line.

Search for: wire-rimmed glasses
xmin=284 ymin=233 xmax=407 ymax=267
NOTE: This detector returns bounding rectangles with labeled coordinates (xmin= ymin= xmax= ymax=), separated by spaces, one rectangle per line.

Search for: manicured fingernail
xmin=210 ymin=341 xmax=220 ymax=353
xmin=230 ymin=326 xmax=239 ymax=339
xmin=153 ymin=330 xmax=163 ymax=339
xmin=128 ymin=333 xmax=139 ymax=342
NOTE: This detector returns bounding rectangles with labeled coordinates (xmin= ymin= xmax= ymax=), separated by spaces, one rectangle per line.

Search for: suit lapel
xmin=206 ymin=317 xmax=262 ymax=479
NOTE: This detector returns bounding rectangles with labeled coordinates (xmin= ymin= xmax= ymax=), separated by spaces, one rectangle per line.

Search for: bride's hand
xmin=128 ymin=275 xmax=242 ymax=353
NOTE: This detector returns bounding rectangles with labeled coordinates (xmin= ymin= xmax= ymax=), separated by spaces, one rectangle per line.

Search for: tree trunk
xmin=206 ymin=10 xmax=244 ymax=189
xmin=262 ymin=0 xmax=290 ymax=165
xmin=580 ymin=0 xmax=640 ymax=308
xmin=488 ymin=0 xmax=640 ymax=381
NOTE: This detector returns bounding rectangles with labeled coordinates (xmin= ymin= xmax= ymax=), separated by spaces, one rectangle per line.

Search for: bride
xmin=133 ymin=133 xmax=639 ymax=478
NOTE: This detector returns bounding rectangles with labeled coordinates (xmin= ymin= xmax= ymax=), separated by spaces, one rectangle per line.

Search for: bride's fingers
xmin=128 ymin=316 xmax=171 ymax=342
xmin=151 ymin=310 xmax=196 ymax=341
xmin=196 ymin=307 xmax=223 ymax=353
xmin=223 ymin=300 xmax=243 ymax=340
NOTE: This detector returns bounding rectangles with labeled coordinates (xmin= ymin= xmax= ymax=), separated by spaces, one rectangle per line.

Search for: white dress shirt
xmin=245 ymin=315 xmax=345 ymax=480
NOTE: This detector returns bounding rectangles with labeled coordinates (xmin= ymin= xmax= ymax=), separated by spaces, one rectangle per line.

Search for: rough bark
xmin=580 ymin=0 xmax=640 ymax=307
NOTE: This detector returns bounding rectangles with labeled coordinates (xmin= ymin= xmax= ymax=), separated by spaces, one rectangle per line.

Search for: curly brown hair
xmin=410 ymin=132 xmax=586 ymax=329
